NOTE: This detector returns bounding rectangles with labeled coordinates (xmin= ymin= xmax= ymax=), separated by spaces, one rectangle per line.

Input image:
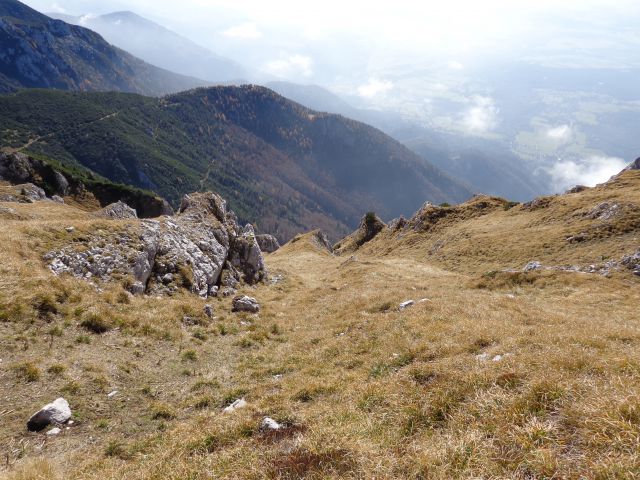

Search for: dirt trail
xmin=1 ymin=112 xmax=119 ymax=154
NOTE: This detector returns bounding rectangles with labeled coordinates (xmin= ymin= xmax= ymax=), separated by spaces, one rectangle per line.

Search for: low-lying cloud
xmin=221 ymin=23 xmax=263 ymax=40
xmin=49 ymin=2 xmax=66 ymax=13
xmin=265 ymin=54 xmax=313 ymax=77
xmin=462 ymin=96 xmax=499 ymax=135
xmin=546 ymin=124 xmax=573 ymax=143
xmin=77 ymin=14 xmax=97 ymax=26
xmin=548 ymin=155 xmax=627 ymax=189
xmin=357 ymin=78 xmax=393 ymax=98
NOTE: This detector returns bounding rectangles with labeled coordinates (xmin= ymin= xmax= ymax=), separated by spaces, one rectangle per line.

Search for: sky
xmin=22 ymin=0 xmax=640 ymax=189
xmin=29 ymin=0 xmax=640 ymax=64
xmin=27 ymin=0 xmax=640 ymax=95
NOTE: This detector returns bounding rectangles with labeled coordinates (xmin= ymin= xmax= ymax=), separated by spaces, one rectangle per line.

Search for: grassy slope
xmin=0 ymin=87 xmax=471 ymax=241
xmin=1 ymin=174 xmax=639 ymax=479
xmin=365 ymin=170 xmax=640 ymax=275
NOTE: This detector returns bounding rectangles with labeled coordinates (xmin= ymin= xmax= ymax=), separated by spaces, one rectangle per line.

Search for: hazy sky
xmin=27 ymin=0 xmax=640 ymax=64
xmin=24 ymin=0 xmax=640 ymax=93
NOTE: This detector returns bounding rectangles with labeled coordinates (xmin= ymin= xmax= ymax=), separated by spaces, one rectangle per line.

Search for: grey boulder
xmin=232 ymin=295 xmax=260 ymax=313
xmin=99 ymin=201 xmax=138 ymax=219
xmin=228 ymin=223 xmax=266 ymax=284
xmin=45 ymin=191 xmax=267 ymax=297
xmin=21 ymin=183 xmax=47 ymax=202
xmin=256 ymin=234 xmax=280 ymax=253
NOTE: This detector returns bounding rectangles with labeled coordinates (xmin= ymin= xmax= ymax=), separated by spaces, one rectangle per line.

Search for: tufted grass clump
xmin=80 ymin=313 xmax=113 ymax=334
xmin=47 ymin=363 xmax=65 ymax=376
xmin=182 ymin=349 xmax=198 ymax=362
xmin=13 ymin=361 xmax=40 ymax=382
xmin=151 ymin=403 xmax=176 ymax=420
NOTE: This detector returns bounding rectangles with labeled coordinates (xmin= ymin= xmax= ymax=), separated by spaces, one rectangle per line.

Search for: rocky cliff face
xmin=45 ymin=191 xmax=267 ymax=297
xmin=0 ymin=152 xmax=173 ymax=217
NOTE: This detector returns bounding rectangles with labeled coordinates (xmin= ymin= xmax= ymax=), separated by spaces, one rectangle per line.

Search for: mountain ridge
xmin=47 ymin=10 xmax=249 ymax=84
xmin=0 ymin=0 xmax=208 ymax=96
xmin=0 ymin=85 xmax=472 ymax=241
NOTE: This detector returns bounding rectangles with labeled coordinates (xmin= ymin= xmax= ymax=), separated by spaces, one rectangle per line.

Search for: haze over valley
xmin=32 ymin=0 xmax=640 ymax=199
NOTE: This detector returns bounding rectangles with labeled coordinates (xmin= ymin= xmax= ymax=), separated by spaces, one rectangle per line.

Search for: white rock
xmin=399 ymin=300 xmax=415 ymax=310
xmin=27 ymin=398 xmax=71 ymax=432
xmin=492 ymin=355 xmax=503 ymax=362
xmin=223 ymin=398 xmax=247 ymax=413
xmin=46 ymin=427 xmax=61 ymax=436
xmin=107 ymin=390 xmax=118 ymax=398
xmin=523 ymin=261 xmax=543 ymax=272
xmin=261 ymin=417 xmax=282 ymax=430
xmin=65 ymin=226 xmax=75 ymax=233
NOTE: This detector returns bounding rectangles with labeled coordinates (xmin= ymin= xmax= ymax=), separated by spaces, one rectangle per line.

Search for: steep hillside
xmin=0 ymin=86 xmax=472 ymax=241
xmin=265 ymin=82 xmax=552 ymax=201
xmin=0 ymin=165 xmax=638 ymax=479
xmin=405 ymin=138 xmax=550 ymax=201
xmin=0 ymin=0 xmax=207 ymax=96
xmin=48 ymin=11 xmax=248 ymax=83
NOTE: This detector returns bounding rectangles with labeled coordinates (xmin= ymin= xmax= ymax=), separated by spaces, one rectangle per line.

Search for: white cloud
xmin=547 ymin=124 xmax=573 ymax=143
xmin=357 ymin=78 xmax=393 ymax=98
xmin=49 ymin=2 xmax=66 ymax=13
xmin=462 ymin=96 xmax=499 ymax=134
xmin=221 ymin=23 xmax=263 ymax=40
xmin=78 ymin=14 xmax=96 ymax=26
xmin=548 ymin=155 xmax=627 ymax=189
xmin=448 ymin=60 xmax=464 ymax=70
xmin=265 ymin=54 xmax=313 ymax=77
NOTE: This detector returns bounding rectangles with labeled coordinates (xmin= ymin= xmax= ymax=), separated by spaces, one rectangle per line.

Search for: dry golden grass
xmin=1 ymin=174 xmax=640 ymax=479
xmin=367 ymin=170 xmax=640 ymax=276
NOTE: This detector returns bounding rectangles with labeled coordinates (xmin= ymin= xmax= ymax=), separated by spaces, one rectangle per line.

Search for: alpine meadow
xmin=1 ymin=0 xmax=640 ymax=479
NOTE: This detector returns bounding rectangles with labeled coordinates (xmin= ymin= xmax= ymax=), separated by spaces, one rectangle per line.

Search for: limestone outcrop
xmin=45 ymin=191 xmax=267 ymax=297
